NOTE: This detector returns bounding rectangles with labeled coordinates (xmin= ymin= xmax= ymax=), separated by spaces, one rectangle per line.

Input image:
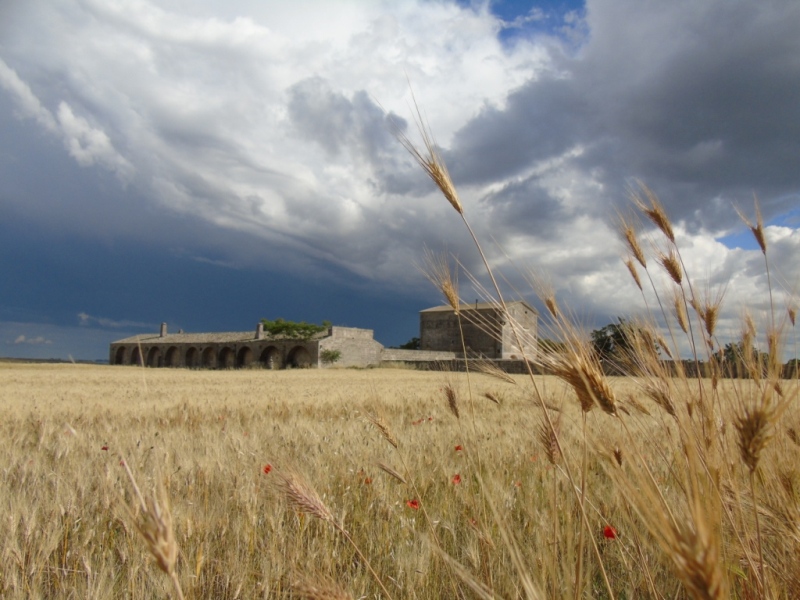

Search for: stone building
xmin=419 ymin=301 xmax=538 ymax=359
xmin=110 ymin=322 xmax=383 ymax=369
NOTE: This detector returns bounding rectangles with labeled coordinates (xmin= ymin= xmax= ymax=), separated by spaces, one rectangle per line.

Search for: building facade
xmin=110 ymin=323 xmax=383 ymax=369
xmin=419 ymin=301 xmax=538 ymax=359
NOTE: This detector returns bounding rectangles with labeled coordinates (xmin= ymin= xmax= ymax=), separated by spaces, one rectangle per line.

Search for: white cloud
xmin=12 ymin=334 xmax=52 ymax=345
xmin=57 ymin=102 xmax=134 ymax=180
xmin=78 ymin=312 xmax=154 ymax=329
xmin=0 ymin=0 xmax=798 ymax=354
xmin=0 ymin=58 xmax=57 ymax=132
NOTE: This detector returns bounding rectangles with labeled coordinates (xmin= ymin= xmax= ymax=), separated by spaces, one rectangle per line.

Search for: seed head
xmin=633 ymin=185 xmax=675 ymax=243
xmin=659 ymin=249 xmax=682 ymax=285
xmin=538 ymin=420 xmax=561 ymax=466
xmin=365 ymin=413 xmax=398 ymax=449
xmin=735 ymin=404 xmax=774 ymax=472
xmin=673 ymin=291 xmax=689 ymax=334
xmin=278 ymin=471 xmax=335 ymax=524
xmin=624 ymin=257 xmax=643 ymax=291
xmin=444 ymin=384 xmax=460 ymax=419
xmin=395 ymin=97 xmax=463 ymax=214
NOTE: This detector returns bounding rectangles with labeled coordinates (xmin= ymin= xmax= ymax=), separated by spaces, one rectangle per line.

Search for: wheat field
xmin=0 ymin=362 xmax=797 ymax=599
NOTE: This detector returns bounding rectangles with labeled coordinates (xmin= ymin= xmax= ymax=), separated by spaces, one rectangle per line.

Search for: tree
xmin=591 ymin=319 xmax=634 ymax=360
xmin=716 ymin=341 xmax=763 ymax=378
xmin=260 ymin=318 xmax=330 ymax=340
xmin=590 ymin=318 xmax=661 ymax=365
xmin=320 ymin=349 xmax=341 ymax=364
xmin=396 ymin=337 xmax=420 ymax=350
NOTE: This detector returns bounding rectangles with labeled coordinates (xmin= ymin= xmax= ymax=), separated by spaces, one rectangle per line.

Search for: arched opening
xmin=185 ymin=347 xmax=198 ymax=368
xmin=165 ymin=346 xmax=180 ymax=367
xmin=201 ymin=347 xmax=216 ymax=368
xmin=218 ymin=347 xmax=235 ymax=369
xmin=259 ymin=346 xmax=282 ymax=370
xmin=130 ymin=346 xmax=142 ymax=366
xmin=146 ymin=347 xmax=161 ymax=368
xmin=287 ymin=346 xmax=312 ymax=369
xmin=114 ymin=347 xmax=126 ymax=365
xmin=237 ymin=346 xmax=253 ymax=368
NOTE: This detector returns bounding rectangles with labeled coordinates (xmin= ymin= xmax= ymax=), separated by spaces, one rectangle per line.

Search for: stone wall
xmin=420 ymin=308 xmax=503 ymax=357
xmin=380 ymin=348 xmax=457 ymax=362
xmin=319 ymin=329 xmax=383 ymax=368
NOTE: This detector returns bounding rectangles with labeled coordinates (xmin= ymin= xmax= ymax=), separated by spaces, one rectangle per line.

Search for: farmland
xmin=1 ymin=362 xmax=798 ymax=598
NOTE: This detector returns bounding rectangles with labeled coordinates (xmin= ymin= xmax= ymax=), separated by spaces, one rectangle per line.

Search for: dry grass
xmin=0 ymin=363 xmax=796 ymax=598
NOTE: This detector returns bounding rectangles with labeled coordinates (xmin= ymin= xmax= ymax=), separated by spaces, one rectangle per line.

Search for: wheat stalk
xmin=120 ymin=461 xmax=185 ymax=600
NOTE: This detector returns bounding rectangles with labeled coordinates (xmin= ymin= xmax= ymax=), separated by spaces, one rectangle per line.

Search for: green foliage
xmin=396 ymin=337 xmax=420 ymax=350
xmin=716 ymin=341 xmax=765 ymax=378
xmin=590 ymin=318 xmax=634 ymax=360
xmin=320 ymin=349 xmax=341 ymax=364
xmin=260 ymin=318 xmax=330 ymax=340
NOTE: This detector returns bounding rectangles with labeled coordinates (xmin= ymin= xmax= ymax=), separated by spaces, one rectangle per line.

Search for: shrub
xmin=320 ymin=349 xmax=341 ymax=364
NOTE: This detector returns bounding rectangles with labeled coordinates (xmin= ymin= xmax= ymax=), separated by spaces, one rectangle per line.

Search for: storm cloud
xmin=0 ymin=0 xmax=798 ymax=358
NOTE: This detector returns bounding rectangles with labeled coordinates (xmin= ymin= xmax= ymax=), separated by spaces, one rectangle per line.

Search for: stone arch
xmin=113 ymin=347 xmax=126 ymax=365
xmin=259 ymin=346 xmax=282 ymax=370
xmin=218 ymin=347 xmax=235 ymax=369
xmin=165 ymin=346 xmax=180 ymax=367
xmin=237 ymin=346 xmax=253 ymax=368
xmin=185 ymin=347 xmax=198 ymax=368
xmin=201 ymin=347 xmax=216 ymax=368
xmin=287 ymin=346 xmax=312 ymax=368
xmin=130 ymin=346 xmax=142 ymax=366
xmin=146 ymin=347 xmax=161 ymax=368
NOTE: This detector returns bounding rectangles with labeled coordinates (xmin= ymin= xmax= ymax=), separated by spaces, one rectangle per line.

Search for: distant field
xmin=1 ymin=363 xmax=797 ymax=598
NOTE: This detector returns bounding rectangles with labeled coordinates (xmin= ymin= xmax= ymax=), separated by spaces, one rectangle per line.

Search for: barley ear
xmin=277 ymin=470 xmax=335 ymax=524
xmin=735 ymin=403 xmax=776 ymax=473
xmin=735 ymin=198 xmax=767 ymax=255
xmin=538 ymin=418 xmax=561 ymax=466
xmin=632 ymin=184 xmax=676 ymax=243
xmin=619 ymin=216 xmax=647 ymax=268
xmin=659 ymin=249 xmax=683 ymax=285
xmin=365 ymin=413 xmax=399 ymax=449
xmin=377 ymin=461 xmax=407 ymax=484
xmin=394 ymin=94 xmax=463 ymax=214
xmin=422 ymin=249 xmax=460 ymax=313
xmin=120 ymin=461 xmax=185 ymax=600
xmin=444 ymin=384 xmax=460 ymax=419
xmin=624 ymin=257 xmax=643 ymax=291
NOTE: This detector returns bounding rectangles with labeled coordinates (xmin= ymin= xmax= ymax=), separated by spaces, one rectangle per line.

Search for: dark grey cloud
xmin=0 ymin=0 xmax=798 ymax=359
xmin=448 ymin=0 xmax=800 ymax=236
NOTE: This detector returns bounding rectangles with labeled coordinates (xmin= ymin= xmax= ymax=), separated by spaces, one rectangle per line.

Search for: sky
xmin=1 ymin=0 xmax=799 ymax=361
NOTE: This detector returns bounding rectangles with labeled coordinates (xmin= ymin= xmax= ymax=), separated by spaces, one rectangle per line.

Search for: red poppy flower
xmin=363 ymin=477 xmax=372 ymax=485
xmin=514 ymin=480 xmax=522 ymax=488
xmin=451 ymin=474 xmax=462 ymax=485
xmin=406 ymin=499 xmax=420 ymax=510
xmin=101 ymin=445 xmax=109 ymax=451
xmin=454 ymin=444 xmax=463 ymax=452
xmin=603 ymin=525 xmax=617 ymax=539
xmin=412 ymin=418 xmax=423 ymax=425
xmin=427 ymin=416 xmax=433 ymax=421
xmin=119 ymin=460 xmax=126 ymax=467
xmin=263 ymin=464 xmax=272 ymax=475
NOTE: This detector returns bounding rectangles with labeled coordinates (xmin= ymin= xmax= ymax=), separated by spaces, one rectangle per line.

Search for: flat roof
xmin=111 ymin=330 xmax=328 ymax=345
xmin=421 ymin=300 xmax=537 ymax=313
